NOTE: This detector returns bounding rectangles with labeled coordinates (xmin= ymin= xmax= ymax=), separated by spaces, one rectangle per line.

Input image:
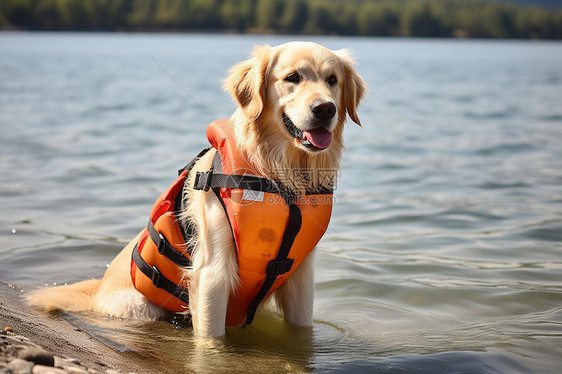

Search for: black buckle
xmin=194 ymin=171 xmax=213 ymax=191
xmin=266 ymin=258 xmax=294 ymax=276
xmin=157 ymin=233 xmax=167 ymax=255
xmin=151 ymin=266 xmax=161 ymax=287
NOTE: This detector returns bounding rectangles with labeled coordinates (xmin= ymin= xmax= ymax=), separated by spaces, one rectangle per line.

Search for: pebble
xmin=63 ymin=358 xmax=81 ymax=366
xmin=18 ymin=348 xmax=55 ymax=367
xmin=32 ymin=365 xmax=68 ymax=374
xmin=1 ymin=334 xmax=134 ymax=374
xmin=65 ymin=367 xmax=88 ymax=374
xmin=53 ymin=357 xmax=64 ymax=368
xmin=7 ymin=358 xmax=34 ymax=374
xmin=54 ymin=357 xmax=81 ymax=368
xmin=4 ymin=326 xmax=14 ymax=333
xmin=14 ymin=344 xmax=32 ymax=350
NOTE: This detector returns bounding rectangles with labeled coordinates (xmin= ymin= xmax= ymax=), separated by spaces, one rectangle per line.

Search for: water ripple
xmin=1 ymin=34 xmax=561 ymax=374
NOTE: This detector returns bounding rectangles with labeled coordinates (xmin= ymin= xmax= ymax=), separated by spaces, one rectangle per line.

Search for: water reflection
xmin=77 ymin=308 xmax=322 ymax=373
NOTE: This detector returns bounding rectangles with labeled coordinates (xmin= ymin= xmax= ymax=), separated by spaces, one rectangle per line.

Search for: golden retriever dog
xmin=28 ymin=41 xmax=366 ymax=337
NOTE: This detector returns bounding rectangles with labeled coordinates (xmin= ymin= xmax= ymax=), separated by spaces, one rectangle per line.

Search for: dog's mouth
xmin=282 ymin=113 xmax=332 ymax=151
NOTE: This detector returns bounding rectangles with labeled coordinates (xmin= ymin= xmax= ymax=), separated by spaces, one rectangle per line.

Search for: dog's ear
xmin=336 ymin=49 xmax=367 ymax=126
xmin=224 ymin=45 xmax=273 ymax=121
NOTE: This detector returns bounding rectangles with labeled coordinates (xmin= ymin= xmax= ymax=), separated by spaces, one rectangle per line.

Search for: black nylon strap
xmin=306 ymin=186 xmax=334 ymax=195
xmin=147 ymin=220 xmax=192 ymax=267
xmin=173 ymin=182 xmax=191 ymax=243
xmin=175 ymin=147 xmax=214 ymax=251
xmin=131 ymin=242 xmax=190 ymax=305
xmin=194 ymin=170 xmax=301 ymax=205
xmin=194 ymin=172 xmax=282 ymax=194
xmin=211 ymin=150 xmax=223 ymax=172
xmin=178 ymin=147 xmax=212 ymax=176
xmin=193 ymin=169 xmax=333 ymax=203
xmin=244 ymin=204 xmax=303 ymax=325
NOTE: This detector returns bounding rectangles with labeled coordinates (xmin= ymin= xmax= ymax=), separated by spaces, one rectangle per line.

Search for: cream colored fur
xmin=28 ymin=42 xmax=366 ymax=337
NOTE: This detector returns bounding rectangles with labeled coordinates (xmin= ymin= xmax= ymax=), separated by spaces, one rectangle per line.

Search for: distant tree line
xmin=1 ymin=0 xmax=561 ymax=39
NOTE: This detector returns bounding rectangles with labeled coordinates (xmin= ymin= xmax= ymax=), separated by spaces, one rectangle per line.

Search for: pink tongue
xmin=303 ymin=128 xmax=332 ymax=149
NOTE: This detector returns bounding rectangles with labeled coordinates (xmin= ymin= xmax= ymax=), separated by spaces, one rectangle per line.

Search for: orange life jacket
xmin=130 ymin=119 xmax=333 ymax=325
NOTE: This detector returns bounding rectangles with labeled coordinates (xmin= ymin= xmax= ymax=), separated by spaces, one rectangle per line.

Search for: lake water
xmin=1 ymin=32 xmax=561 ymax=373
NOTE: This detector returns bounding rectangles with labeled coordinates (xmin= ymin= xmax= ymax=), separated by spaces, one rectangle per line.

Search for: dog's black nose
xmin=311 ymin=101 xmax=336 ymax=120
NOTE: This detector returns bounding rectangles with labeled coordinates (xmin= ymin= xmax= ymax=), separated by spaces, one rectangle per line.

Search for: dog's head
xmin=224 ymin=42 xmax=366 ymax=185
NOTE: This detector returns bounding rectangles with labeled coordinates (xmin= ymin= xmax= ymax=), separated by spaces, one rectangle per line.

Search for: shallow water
xmin=1 ymin=32 xmax=561 ymax=373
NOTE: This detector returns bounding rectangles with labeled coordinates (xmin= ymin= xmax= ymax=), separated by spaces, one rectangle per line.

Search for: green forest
xmin=1 ymin=0 xmax=561 ymax=39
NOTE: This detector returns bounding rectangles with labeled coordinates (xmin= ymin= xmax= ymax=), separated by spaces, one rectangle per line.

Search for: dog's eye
xmin=327 ymin=75 xmax=338 ymax=86
xmin=285 ymin=73 xmax=301 ymax=84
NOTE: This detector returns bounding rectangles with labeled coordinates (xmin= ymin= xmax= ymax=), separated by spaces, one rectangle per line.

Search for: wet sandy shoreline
xmin=0 ymin=283 xmax=160 ymax=374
